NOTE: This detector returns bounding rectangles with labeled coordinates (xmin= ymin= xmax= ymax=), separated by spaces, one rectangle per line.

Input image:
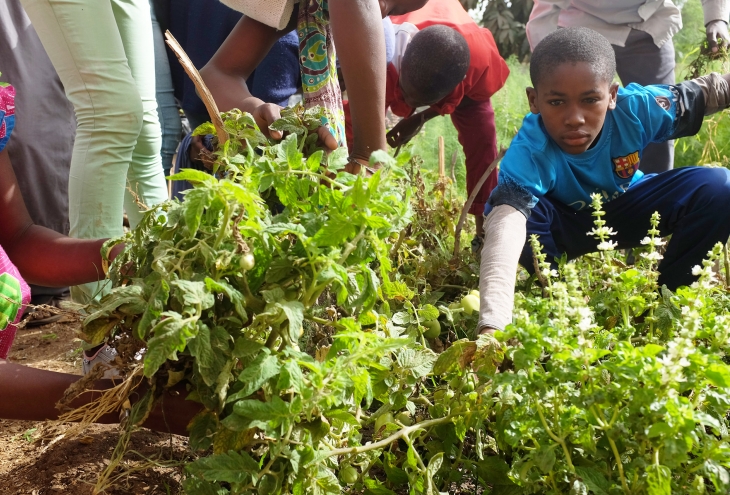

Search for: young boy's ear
xmin=607 ymin=82 xmax=619 ymax=110
xmin=526 ymin=87 xmax=539 ymax=115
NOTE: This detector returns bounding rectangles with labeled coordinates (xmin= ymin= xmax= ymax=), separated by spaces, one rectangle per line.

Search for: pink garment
xmin=0 ymin=82 xmax=30 ymax=359
xmin=0 ymin=245 xmax=31 ymax=359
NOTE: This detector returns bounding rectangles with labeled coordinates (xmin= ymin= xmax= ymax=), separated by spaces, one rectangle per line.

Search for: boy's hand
xmin=387 ymin=113 xmax=425 ymax=147
xmin=478 ymin=326 xmax=496 ymax=336
xmin=706 ymin=20 xmax=730 ymax=53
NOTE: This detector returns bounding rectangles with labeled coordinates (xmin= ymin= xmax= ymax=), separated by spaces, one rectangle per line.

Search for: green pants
xmin=20 ymin=0 xmax=168 ymax=302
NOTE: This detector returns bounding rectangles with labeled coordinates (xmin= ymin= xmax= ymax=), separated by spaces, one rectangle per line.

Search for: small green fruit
xmin=374 ymin=412 xmax=393 ymax=431
xmin=422 ymin=320 xmax=441 ymax=339
xmin=340 ymin=465 xmax=358 ymax=485
xmin=461 ymin=294 xmax=480 ymax=315
xmin=395 ymin=411 xmax=413 ymax=426
xmin=258 ymin=474 xmax=277 ymax=495
xmin=240 ymin=253 xmax=255 ymax=271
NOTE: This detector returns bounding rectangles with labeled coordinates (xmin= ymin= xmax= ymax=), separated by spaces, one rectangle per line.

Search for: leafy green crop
xmin=75 ymin=107 xmax=730 ymax=495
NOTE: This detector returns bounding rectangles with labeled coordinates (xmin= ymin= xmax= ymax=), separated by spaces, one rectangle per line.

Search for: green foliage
xmin=479 ymin=0 xmax=534 ymax=60
xmin=82 ymin=107 xmax=730 ymax=495
xmin=494 ymin=195 xmax=730 ymax=494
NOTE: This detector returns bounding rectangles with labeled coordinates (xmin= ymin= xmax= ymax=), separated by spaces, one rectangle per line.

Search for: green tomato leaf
xmin=575 ymin=466 xmax=610 ymax=495
xmin=227 ymin=351 xmax=280 ymax=402
xmin=277 ymin=300 xmax=305 ymax=343
xmin=646 ymin=464 xmax=671 ymax=495
xmin=185 ymin=450 xmax=259 ymax=483
xmin=706 ymin=363 xmax=730 ymax=388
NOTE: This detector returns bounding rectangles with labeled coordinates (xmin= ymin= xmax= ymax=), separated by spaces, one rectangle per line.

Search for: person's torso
xmin=502 ymin=84 xmax=676 ymax=211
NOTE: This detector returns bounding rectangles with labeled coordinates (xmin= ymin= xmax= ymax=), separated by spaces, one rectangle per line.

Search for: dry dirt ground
xmin=0 ymin=316 xmax=189 ymax=495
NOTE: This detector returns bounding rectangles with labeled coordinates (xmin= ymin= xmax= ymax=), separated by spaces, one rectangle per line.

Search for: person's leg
xmin=112 ymin=0 xmax=168 ymax=226
xmin=613 ymin=29 xmax=676 ymax=174
xmin=20 ymin=0 xmax=145 ymax=301
xmin=451 ymin=99 xmax=498 ymax=247
xmin=149 ymin=0 xmax=181 ymax=176
xmin=599 ymin=167 xmax=730 ymax=289
xmin=519 ymin=196 xmax=596 ymax=272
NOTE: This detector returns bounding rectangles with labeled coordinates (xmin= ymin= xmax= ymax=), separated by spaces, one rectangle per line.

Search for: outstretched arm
xmin=0 ymin=150 xmax=121 ymax=287
xmin=477 ymin=204 xmax=527 ymax=334
xmin=330 ymin=0 xmax=387 ymax=161
xmin=201 ymin=15 xmax=294 ymax=140
xmin=0 ymin=360 xmax=199 ymax=435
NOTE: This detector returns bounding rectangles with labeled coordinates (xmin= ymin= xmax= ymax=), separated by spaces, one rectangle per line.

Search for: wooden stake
xmin=438 ymin=136 xmax=445 ymax=179
xmin=452 ymin=149 xmax=505 ymax=257
xmin=164 ymin=30 xmax=227 ymax=145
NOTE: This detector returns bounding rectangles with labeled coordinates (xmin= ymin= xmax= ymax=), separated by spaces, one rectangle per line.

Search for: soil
xmin=0 ymin=315 xmax=189 ymax=495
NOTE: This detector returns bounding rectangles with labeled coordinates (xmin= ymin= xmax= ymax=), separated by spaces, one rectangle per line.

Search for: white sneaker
xmin=82 ymin=344 xmax=120 ymax=379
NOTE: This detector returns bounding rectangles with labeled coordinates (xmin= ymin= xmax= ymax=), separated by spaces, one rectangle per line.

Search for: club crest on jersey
xmin=612 ymin=151 xmax=640 ymax=179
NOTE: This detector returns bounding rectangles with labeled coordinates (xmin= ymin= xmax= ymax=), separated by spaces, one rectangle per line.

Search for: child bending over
xmin=347 ymin=0 xmax=509 ymax=248
xmin=478 ymin=27 xmax=730 ymax=334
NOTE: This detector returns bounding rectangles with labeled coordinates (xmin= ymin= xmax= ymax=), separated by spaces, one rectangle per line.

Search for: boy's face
xmin=379 ymin=0 xmax=429 ymax=17
xmin=399 ymin=77 xmax=444 ymax=109
xmin=526 ymin=61 xmax=618 ymax=155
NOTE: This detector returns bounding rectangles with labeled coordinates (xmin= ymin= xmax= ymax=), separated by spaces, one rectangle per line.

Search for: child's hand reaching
xmin=251 ymin=100 xmax=339 ymax=152
xmin=250 ymin=100 xmax=286 ymax=140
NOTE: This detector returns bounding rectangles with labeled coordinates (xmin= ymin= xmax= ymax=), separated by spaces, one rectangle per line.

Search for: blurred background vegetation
xmin=410 ymin=0 xmax=730 ymax=200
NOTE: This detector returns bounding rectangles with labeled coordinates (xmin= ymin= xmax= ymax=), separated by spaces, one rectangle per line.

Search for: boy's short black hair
xmin=530 ymin=27 xmax=616 ymax=88
xmin=401 ymin=25 xmax=470 ymax=104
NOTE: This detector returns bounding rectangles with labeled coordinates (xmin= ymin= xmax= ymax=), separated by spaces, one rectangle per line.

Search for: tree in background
xmin=460 ymin=0 xmax=533 ymax=60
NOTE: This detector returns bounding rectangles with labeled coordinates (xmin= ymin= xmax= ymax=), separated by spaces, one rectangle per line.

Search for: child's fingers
xmin=317 ymin=127 xmax=339 ymax=151
xmin=254 ymin=104 xmax=284 ymax=140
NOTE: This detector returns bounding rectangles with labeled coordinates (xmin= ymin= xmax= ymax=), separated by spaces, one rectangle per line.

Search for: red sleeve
xmin=386 ymin=64 xmax=415 ymax=118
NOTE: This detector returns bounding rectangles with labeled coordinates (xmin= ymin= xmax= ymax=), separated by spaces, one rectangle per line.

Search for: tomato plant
xmin=71 ymin=107 xmax=730 ymax=495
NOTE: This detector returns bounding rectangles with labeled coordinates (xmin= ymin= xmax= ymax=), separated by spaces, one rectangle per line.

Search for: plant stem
xmin=324 ymin=415 xmax=452 ymax=457
xmin=535 ymin=401 xmax=575 ymax=474
xmin=338 ymin=225 xmax=367 ymax=265
xmin=608 ymin=436 xmax=629 ymax=494
xmin=214 ymin=202 xmax=231 ymax=249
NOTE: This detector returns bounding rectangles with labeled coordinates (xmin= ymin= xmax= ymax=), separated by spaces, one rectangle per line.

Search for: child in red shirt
xmin=346 ymin=0 xmax=509 ymax=247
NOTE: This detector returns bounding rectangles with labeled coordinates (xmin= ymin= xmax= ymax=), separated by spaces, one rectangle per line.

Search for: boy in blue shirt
xmin=477 ymin=27 xmax=730 ymax=334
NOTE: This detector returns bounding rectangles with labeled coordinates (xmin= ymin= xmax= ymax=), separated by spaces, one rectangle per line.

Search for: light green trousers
xmin=20 ymin=0 xmax=168 ymax=302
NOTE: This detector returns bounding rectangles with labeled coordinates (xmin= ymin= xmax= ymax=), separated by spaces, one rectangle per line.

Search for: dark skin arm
xmin=201 ymin=15 xmax=296 ymax=141
xmin=387 ymin=97 xmax=480 ymax=148
xmin=0 ymin=360 xmax=200 ymax=435
xmin=201 ymin=1 xmax=387 ymax=163
xmin=330 ymin=0 xmax=387 ymax=161
xmin=0 ymin=149 xmax=122 ymax=287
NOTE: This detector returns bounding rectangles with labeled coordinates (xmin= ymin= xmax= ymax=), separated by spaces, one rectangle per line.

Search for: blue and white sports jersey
xmin=487 ymin=81 xmax=705 ymax=216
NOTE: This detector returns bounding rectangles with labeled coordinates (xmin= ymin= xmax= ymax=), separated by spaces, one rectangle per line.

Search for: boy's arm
xmin=693 ymin=72 xmax=730 ymax=115
xmin=0 ymin=150 xmax=122 ymax=287
xmin=477 ymin=204 xmax=527 ymax=334
xmin=330 ymin=0 xmax=387 ymax=161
